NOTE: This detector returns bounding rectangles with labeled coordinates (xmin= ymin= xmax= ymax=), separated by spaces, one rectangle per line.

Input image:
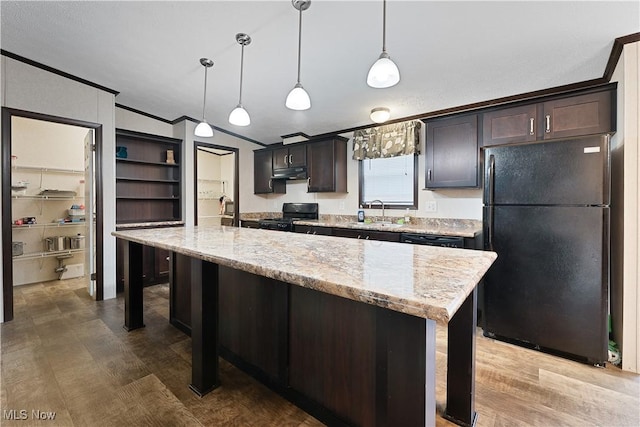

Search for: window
xmin=359 ymin=154 xmax=418 ymax=209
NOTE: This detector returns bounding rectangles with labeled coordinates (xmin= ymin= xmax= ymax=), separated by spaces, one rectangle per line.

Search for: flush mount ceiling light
xmin=285 ymin=0 xmax=311 ymax=110
xmin=370 ymin=107 xmax=391 ymax=123
xmin=229 ymin=33 xmax=252 ymax=127
xmin=194 ymin=57 xmax=214 ymax=137
xmin=367 ymin=0 xmax=400 ymax=88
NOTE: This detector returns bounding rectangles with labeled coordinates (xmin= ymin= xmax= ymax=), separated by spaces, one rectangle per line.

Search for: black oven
xmin=258 ymin=203 xmax=318 ymax=231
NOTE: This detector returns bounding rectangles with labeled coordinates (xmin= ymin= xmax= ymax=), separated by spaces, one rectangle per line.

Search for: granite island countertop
xmin=112 ymin=226 xmax=496 ymax=324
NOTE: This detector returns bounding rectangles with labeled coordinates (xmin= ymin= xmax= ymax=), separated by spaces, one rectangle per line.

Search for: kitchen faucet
xmin=368 ymin=199 xmax=385 ymax=222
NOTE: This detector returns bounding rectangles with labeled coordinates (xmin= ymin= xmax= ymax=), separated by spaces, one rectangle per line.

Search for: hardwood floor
xmin=2 ymin=278 xmax=639 ymax=426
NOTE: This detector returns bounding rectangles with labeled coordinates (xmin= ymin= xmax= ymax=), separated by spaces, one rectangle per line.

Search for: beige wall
xmin=1 ymin=56 xmax=117 ymax=321
xmin=618 ymin=41 xmax=639 ymax=373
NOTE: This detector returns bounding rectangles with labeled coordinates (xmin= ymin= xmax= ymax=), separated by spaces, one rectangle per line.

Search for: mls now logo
xmin=3 ymin=409 xmax=56 ymax=420
xmin=3 ymin=410 xmax=27 ymax=420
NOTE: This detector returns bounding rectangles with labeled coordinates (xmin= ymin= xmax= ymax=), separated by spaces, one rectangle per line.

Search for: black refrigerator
xmin=482 ymin=135 xmax=610 ymax=365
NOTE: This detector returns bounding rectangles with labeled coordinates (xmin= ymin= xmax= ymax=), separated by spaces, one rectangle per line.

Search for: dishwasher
xmin=400 ymin=233 xmax=464 ymax=248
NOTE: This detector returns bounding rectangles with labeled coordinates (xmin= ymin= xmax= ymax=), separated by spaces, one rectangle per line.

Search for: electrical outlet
xmin=425 ymin=201 xmax=437 ymax=212
xmin=339 ymin=201 xmax=345 ymax=211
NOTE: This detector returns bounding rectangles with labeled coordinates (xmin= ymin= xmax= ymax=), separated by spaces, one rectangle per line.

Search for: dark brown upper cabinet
xmin=306 ymin=137 xmax=348 ymax=193
xmin=254 ymin=148 xmax=286 ymax=194
xmin=542 ymin=90 xmax=613 ymax=140
xmin=483 ymin=86 xmax=615 ymax=147
xmin=425 ymin=114 xmax=479 ymax=189
xmin=273 ymin=144 xmax=307 ymax=169
xmin=482 ymin=104 xmax=538 ymax=147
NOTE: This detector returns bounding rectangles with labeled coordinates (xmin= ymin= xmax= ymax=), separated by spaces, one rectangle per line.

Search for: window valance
xmin=352 ymin=120 xmax=421 ymax=160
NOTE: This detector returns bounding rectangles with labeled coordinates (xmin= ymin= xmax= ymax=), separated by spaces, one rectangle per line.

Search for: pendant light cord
xmin=382 ymin=0 xmax=387 ymax=53
xmin=296 ymin=6 xmax=303 ymax=84
xmin=201 ymin=66 xmax=208 ymax=121
xmin=238 ymin=43 xmax=245 ymax=104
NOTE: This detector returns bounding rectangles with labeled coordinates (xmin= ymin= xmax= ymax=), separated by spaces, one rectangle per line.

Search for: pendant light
xmin=194 ymin=58 xmax=214 ymax=137
xmin=285 ymin=0 xmax=311 ymax=110
xmin=229 ymin=33 xmax=252 ymax=126
xmin=367 ymin=0 xmax=400 ymax=88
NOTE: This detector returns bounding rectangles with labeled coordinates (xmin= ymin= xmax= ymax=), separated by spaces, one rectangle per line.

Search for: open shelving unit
xmin=11 ymin=164 xmax=87 ymax=285
xmin=115 ymin=129 xmax=183 ymax=292
xmin=115 ymin=129 xmax=182 ymax=224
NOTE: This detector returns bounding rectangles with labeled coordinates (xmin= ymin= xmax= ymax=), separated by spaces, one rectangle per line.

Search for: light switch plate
xmin=425 ymin=201 xmax=437 ymax=212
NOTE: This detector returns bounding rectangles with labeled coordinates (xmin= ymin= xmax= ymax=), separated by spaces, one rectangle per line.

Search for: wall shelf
xmin=116 ymin=157 xmax=179 ymax=167
xmin=13 ymin=222 xmax=85 ymax=229
xmin=13 ymin=248 xmax=84 ymax=261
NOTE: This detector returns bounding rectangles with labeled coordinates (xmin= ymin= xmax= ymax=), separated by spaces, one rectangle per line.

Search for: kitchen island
xmin=112 ymin=226 xmax=496 ymax=427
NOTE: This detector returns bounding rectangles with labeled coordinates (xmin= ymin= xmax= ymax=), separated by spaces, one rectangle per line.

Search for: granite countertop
xmin=294 ymin=218 xmax=481 ymax=238
xmin=240 ymin=213 xmax=482 ymax=238
xmin=112 ymin=226 xmax=496 ymax=324
xmin=116 ymin=221 xmax=185 ymax=230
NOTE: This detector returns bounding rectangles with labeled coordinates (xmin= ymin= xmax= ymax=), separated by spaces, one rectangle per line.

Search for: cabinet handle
xmin=545 ymin=114 xmax=551 ymax=133
xmin=312 ymin=231 xmax=317 ymax=235
xmin=268 ymin=179 xmax=272 ymax=190
xmin=289 ymin=154 xmax=293 ymax=164
xmin=365 ymin=235 xmax=370 ymax=240
xmin=307 ymin=176 xmax=311 ymax=191
xmin=357 ymin=235 xmax=362 ymax=239
xmin=529 ymin=117 xmax=535 ymax=135
xmin=428 ymin=169 xmax=432 ymax=181
xmin=306 ymin=230 xmax=311 ymax=234
xmin=284 ymin=154 xmax=289 ymax=165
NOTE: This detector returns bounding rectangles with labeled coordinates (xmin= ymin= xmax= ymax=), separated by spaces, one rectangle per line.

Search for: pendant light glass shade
xmin=286 ymin=83 xmax=311 ymax=110
xmin=229 ymin=33 xmax=252 ymax=126
xmin=367 ymin=52 xmax=400 ymax=88
xmin=286 ymin=0 xmax=311 ymax=110
xmin=195 ymin=58 xmax=214 ymax=137
xmin=194 ymin=121 xmax=214 ymax=137
xmin=229 ymin=105 xmax=251 ymax=126
xmin=367 ymin=0 xmax=400 ymax=89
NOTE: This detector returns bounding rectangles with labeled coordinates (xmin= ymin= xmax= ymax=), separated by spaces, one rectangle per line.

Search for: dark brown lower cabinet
xmin=331 ymin=227 xmax=401 ymax=242
xmin=116 ymin=239 xmax=170 ymax=292
xmin=170 ymin=257 xmax=428 ymax=426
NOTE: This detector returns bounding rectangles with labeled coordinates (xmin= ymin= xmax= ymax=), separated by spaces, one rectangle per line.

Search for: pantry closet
xmin=5 ymin=112 xmax=99 ymax=307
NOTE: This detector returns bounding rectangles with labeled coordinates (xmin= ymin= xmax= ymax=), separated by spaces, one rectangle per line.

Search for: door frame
xmin=193 ymin=142 xmax=240 ymax=226
xmin=2 ymin=107 xmax=105 ymax=321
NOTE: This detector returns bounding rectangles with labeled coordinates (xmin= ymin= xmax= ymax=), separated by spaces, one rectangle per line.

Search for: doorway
xmin=2 ymin=108 xmax=104 ymax=322
xmin=194 ymin=142 xmax=239 ymax=226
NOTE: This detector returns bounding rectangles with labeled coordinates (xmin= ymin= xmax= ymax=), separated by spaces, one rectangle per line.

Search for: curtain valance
xmin=352 ymin=120 xmax=421 ymax=160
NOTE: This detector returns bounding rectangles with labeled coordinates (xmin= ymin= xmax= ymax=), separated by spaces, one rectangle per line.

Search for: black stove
xmin=258 ymin=203 xmax=318 ymax=231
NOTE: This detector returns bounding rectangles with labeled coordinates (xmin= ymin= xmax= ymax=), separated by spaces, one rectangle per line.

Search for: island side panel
xmin=289 ymin=285 xmax=431 ymax=427
xmin=123 ymin=240 xmax=144 ymax=331
xmin=170 ymin=256 xmax=289 ymax=383
xmin=444 ymin=288 xmax=478 ymax=427
xmin=218 ymin=266 xmax=289 ymax=384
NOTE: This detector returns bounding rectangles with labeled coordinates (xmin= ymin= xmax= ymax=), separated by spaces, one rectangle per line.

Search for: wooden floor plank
xmin=2 ymin=279 xmax=639 ymax=427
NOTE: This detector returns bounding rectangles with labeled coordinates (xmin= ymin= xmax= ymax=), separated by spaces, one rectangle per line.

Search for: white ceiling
xmin=1 ymin=1 xmax=638 ymax=144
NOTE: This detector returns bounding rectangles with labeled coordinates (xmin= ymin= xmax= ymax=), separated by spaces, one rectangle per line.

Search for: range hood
xmin=271 ymin=166 xmax=308 ymax=180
